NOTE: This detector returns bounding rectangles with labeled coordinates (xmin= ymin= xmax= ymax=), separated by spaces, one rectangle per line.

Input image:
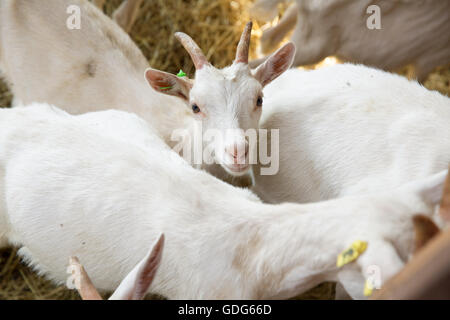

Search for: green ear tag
xmin=177 ymin=69 xmax=187 ymax=78
xmin=159 ymin=86 xmax=173 ymax=90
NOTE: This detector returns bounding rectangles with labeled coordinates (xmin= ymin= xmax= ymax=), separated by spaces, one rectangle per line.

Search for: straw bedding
xmin=0 ymin=0 xmax=449 ymax=300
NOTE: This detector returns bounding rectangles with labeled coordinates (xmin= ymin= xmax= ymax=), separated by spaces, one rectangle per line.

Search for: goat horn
xmin=234 ymin=21 xmax=253 ymax=64
xmin=174 ymin=32 xmax=209 ymax=70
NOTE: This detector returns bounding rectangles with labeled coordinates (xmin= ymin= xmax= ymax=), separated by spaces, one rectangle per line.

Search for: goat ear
xmin=253 ymin=42 xmax=296 ymax=87
xmin=413 ymin=215 xmax=440 ymax=253
xmin=69 ymin=257 xmax=103 ymax=300
xmin=412 ymin=169 xmax=448 ymax=206
xmin=109 ymin=234 xmax=164 ymax=300
xmin=145 ymin=69 xmax=192 ymax=101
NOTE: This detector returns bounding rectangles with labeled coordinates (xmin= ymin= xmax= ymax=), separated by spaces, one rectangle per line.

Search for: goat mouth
xmin=224 ymin=163 xmax=250 ymax=176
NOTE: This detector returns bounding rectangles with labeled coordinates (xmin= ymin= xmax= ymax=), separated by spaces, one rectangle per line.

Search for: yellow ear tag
xmin=336 ymin=240 xmax=368 ymax=268
xmin=364 ymin=279 xmax=374 ymax=297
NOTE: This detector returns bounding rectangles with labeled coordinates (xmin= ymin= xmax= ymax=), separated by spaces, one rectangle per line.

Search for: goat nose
xmin=225 ymin=141 xmax=249 ymax=163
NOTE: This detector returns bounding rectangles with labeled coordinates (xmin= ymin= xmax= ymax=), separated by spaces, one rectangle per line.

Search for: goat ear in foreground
xmin=69 ymin=257 xmax=103 ymax=300
xmin=253 ymin=42 xmax=296 ymax=87
xmin=109 ymin=234 xmax=165 ymax=300
xmin=413 ymin=169 xmax=448 ymax=206
xmin=145 ymin=69 xmax=192 ymax=101
xmin=413 ymin=215 xmax=440 ymax=253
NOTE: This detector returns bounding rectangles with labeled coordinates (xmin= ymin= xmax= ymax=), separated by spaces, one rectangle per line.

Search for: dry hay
xmin=105 ymin=0 xmax=263 ymax=75
xmin=424 ymin=65 xmax=450 ymax=97
xmin=0 ymin=77 xmax=12 ymax=109
xmin=0 ymin=248 xmax=79 ymax=300
xmin=0 ymin=0 xmax=449 ymax=300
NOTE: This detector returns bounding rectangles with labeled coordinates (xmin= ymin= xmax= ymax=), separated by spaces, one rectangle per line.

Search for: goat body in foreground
xmin=0 ymin=104 xmax=446 ymax=299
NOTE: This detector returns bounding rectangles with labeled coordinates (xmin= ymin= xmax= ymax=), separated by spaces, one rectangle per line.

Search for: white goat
xmin=250 ymin=0 xmax=450 ymax=81
xmin=0 ymin=103 xmax=446 ymax=299
xmin=144 ymin=23 xmax=295 ymax=178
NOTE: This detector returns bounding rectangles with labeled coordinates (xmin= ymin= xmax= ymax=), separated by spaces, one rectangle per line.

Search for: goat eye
xmin=256 ymin=96 xmax=263 ymax=107
xmin=192 ymin=104 xmax=201 ymax=114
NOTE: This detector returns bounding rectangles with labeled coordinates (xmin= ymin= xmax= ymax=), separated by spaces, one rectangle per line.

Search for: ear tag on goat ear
xmin=177 ymin=69 xmax=187 ymax=78
xmin=159 ymin=86 xmax=173 ymax=90
xmin=363 ymin=279 xmax=374 ymax=297
xmin=336 ymin=240 xmax=368 ymax=268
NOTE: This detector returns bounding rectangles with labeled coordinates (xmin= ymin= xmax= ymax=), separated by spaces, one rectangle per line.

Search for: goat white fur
xmin=0 ymin=103 xmax=446 ymax=299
